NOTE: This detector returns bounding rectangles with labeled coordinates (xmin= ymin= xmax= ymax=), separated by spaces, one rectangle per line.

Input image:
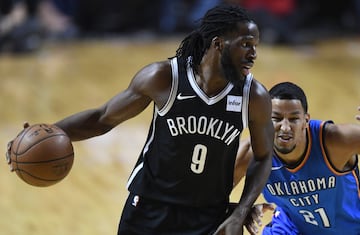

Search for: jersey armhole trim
xmin=158 ymin=57 xmax=179 ymax=116
xmin=242 ymin=74 xmax=253 ymax=129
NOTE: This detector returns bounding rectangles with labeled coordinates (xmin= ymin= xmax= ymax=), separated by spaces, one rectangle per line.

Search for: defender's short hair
xmin=269 ymin=82 xmax=308 ymax=113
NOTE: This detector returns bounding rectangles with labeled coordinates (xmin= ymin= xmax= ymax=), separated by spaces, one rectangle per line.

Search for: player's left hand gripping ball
xmin=6 ymin=123 xmax=74 ymax=187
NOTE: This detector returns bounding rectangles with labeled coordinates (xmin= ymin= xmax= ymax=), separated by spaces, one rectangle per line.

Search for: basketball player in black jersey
xmin=7 ymin=4 xmax=274 ymax=235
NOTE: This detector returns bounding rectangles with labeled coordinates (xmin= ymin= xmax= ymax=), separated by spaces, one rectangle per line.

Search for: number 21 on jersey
xmin=299 ymin=207 xmax=330 ymax=227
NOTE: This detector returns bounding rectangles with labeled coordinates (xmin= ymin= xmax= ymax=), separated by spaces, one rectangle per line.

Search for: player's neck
xmin=194 ymin=70 xmax=229 ymax=97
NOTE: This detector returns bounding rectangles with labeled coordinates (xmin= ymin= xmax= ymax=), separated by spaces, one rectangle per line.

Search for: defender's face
xmin=271 ymin=99 xmax=308 ymax=155
xmin=221 ymin=21 xmax=259 ymax=84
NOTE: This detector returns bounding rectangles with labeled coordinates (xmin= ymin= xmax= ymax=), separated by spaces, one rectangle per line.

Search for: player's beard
xmin=221 ymin=45 xmax=245 ymax=86
xmin=274 ymin=144 xmax=296 ymax=155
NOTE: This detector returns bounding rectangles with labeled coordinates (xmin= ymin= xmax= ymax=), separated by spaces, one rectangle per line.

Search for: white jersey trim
xmin=126 ymin=162 xmax=143 ymax=189
xmin=126 ymin=109 xmax=159 ymax=189
xmin=186 ymin=62 xmax=234 ymax=105
xmin=127 ymin=58 xmax=179 ymax=188
xmin=242 ymin=74 xmax=253 ymax=129
xmin=157 ymin=57 xmax=179 ymax=116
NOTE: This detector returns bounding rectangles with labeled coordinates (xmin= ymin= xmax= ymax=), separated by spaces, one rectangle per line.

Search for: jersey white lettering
xmin=166 ymin=116 xmax=241 ymax=145
xmin=266 ymin=176 xmax=336 ymax=196
xmin=290 ymin=193 xmax=319 ymax=206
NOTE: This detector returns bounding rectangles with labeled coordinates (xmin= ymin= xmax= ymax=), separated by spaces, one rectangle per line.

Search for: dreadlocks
xmin=175 ymin=4 xmax=252 ymax=74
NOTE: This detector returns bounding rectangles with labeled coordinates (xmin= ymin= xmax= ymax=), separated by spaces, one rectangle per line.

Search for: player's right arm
xmin=324 ymin=105 xmax=360 ymax=171
xmin=214 ymin=80 xmax=274 ymax=235
xmin=55 ymin=60 xmax=172 ymax=141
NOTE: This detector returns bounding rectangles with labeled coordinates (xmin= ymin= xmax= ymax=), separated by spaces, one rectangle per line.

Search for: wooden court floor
xmin=0 ymin=36 xmax=359 ymax=235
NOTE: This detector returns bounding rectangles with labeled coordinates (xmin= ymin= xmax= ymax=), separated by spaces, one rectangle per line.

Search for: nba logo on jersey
xmin=132 ymin=195 xmax=140 ymax=207
xmin=226 ymin=95 xmax=242 ymax=112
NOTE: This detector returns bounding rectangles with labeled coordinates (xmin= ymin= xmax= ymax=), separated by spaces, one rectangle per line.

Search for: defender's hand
xmin=245 ymin=203 xmax=275 ymax=235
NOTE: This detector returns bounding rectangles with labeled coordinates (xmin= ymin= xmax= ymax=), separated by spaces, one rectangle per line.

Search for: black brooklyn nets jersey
xmin=127 ymin=57 xmax=252 ymax=207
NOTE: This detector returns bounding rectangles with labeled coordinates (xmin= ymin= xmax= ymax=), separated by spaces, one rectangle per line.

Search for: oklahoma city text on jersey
xmin=266 ymin=176 xmax=336 ymax=207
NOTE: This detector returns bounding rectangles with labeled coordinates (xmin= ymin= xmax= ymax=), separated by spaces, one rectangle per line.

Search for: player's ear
xmin=212 ymin=37 xmax=222 ymax=50
xmin=305 ymin=113 xmax=310 ymax=125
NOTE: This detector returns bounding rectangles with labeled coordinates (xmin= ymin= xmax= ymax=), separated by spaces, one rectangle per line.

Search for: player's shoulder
xmin=249 ymin=77 xmax=269 ymax=98
xmin=130 ymin=60 xmax=173 ymax=107
xmin=132 ymin=60 xmax=172 ymax=89
xmin=138 ymin=60 xmax=172 ymax=78
xmin=310 ymin=119 xmax=334 ymax=135
xmin=248 ymin=77 xmax=271 ymax=113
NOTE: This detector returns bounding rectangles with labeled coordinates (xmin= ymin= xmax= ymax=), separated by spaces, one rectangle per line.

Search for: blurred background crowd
xmin=0 ymin=0 xmax=359 ymax=54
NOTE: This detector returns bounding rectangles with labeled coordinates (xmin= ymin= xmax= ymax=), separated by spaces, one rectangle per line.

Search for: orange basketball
xmin=8 ymin=123 xmax=74 ymax=187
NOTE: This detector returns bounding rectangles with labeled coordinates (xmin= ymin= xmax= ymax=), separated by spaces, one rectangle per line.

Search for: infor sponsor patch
xmin=226 ymin=95 xmax=242 ymax=112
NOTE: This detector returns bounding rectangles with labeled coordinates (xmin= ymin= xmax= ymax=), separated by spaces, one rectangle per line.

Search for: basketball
xmin=8 ymin=123 xmax=74 ymax=187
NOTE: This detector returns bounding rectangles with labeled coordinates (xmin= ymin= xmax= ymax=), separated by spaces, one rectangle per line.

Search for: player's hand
xmin=213 ymin=212 xmax=244 ymax=235
xmin=245 ymin=203 xmax=275 ymax=235
xmin=5 ymin=122 xmax=30 ymax=170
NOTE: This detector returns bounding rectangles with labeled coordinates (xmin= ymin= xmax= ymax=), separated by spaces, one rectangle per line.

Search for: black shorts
xmin=117 ymin=193 xmax=231 ymax=235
